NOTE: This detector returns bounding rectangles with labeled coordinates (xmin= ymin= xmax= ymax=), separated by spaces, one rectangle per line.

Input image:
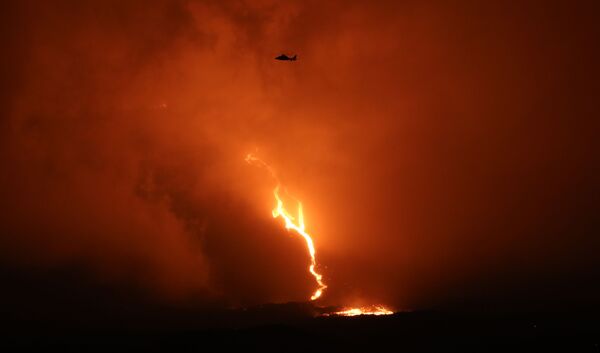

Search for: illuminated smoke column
xmin=245 ymin=153 xmax=327 ymax=300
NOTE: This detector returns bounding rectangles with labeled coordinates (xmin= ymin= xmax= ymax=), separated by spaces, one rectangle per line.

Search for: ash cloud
xmin=0 ymin=0 xmax=599 ymax=317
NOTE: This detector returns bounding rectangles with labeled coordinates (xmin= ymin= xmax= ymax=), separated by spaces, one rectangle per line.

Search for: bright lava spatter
xmin=245 ymin=153 xmax=327 ymax=300
xmin=328 ymin=305 xmax=394 ymax=317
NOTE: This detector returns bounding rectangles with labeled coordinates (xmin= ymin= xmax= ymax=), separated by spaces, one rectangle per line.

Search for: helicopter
xmin=275 ymin=54 xmax=297 ymax=61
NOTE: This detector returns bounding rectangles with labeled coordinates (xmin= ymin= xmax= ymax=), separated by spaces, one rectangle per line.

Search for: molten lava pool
xmin=326 ymin=305 xmax=394 ymax=317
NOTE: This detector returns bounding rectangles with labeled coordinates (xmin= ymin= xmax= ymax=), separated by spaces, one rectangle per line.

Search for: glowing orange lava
xmin=246 ymin=153 xmax=327 ymax=300
xmin=328 ymin=305 xmax=394 ymax=317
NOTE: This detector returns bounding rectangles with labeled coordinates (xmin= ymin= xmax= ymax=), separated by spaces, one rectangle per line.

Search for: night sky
xmin=1 ymin=0 xmax=599 ymax=326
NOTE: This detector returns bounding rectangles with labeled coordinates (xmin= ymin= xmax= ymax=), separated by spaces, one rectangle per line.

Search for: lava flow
xmin=245 ymin=153 xmax=327 ymax=300
xmin=329 ymin=305 xmax=394 ymax=317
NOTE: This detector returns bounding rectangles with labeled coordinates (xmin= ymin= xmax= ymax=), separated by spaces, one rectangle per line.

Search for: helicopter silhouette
xmin=275 ymin=54 xmax=297 ymax=61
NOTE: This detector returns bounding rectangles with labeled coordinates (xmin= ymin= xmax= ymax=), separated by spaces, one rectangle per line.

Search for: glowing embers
xmin=327 ymin=305 xmax=394 ymax=317
xmin=246 ymin=153 xmax=327 ymax=301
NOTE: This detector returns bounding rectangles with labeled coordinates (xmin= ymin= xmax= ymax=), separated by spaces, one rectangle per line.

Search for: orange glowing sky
xmin=0 ymin=0 xmax=598 ymax=315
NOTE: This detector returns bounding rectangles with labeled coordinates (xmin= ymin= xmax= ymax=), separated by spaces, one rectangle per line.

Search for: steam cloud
xmin=0 ymin=0 xmax=598 ymax=316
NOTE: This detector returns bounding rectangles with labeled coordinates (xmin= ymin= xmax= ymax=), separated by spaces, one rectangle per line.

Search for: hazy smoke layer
xmin=0 ymin=0 xmax=598 ymax=313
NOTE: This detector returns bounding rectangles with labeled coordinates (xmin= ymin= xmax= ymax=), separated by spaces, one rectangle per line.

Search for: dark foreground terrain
xmin=3 ymin=302 xmax=599 ymax=352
